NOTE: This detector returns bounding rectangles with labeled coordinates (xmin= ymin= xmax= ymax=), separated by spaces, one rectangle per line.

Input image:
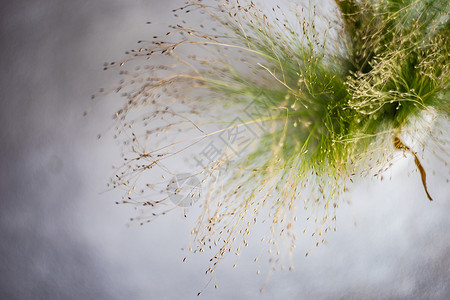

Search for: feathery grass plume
xmin=101 ymin=0 xmax=449 ymax=283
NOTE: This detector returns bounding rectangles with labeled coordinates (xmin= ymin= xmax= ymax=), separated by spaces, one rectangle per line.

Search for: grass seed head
xmin=101 ymin=0 xmax=449 ymax=282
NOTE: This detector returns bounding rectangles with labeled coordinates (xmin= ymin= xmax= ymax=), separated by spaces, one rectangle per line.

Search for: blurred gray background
xmin=0 ymin=0 xmax=449 ymax=299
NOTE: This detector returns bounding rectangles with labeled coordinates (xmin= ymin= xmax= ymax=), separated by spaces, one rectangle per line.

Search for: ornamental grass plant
xmin=98 ymin=0 xmax=449 ymax=288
